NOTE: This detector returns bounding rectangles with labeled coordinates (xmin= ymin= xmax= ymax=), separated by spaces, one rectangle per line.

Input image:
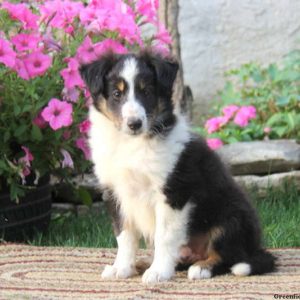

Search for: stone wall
xmin=178 ymin=0 xmax=300 ymax=119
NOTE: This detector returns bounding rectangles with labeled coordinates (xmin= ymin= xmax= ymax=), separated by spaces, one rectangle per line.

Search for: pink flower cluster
xmin=0 ymin=2 xmax=53 ymax=80
xmin=39 ymin=0 xmax=84 ymax=34
xmin=18 ymin=146 xmax=34 ymax=179
xmin=2 ymin=2 xmax=39 ymax=30
xmin=206 ymin=138 xmax=223 ymax=150
xmin=205 ymin=105 xmax=257 ymax=134
xmin=1 ymin=0 xmax=172 ymax=174
xmin=233 ymin=106 xmax=256 ymax=127
xmin=205 ymin=104 xmax=257 ymax=150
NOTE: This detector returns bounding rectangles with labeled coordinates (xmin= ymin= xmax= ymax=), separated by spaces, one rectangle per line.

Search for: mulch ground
xmin=0 ymin=244 xmax=299 ymax=300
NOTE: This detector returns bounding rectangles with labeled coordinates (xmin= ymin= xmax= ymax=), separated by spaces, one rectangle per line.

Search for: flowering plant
xmin=0 ymin=0 xmax=171 ymax=202
xmin=196 ymin=50 xmax=300 ymax=150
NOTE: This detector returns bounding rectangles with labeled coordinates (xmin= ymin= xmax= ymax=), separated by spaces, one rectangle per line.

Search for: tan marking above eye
xmin=117 ymin=80 xmax=125 ymax=92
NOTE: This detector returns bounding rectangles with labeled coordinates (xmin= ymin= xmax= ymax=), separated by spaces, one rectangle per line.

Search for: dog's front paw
xmin=142 ymin=266 xmax=174 ymax=284
xmin=187 ymin=265 xmax=212 ymax=280
xmin=101 ymin=264 xmax=137 ymax=279
xmin=101 ymin=265 xmax=117 ymax=279
xmin=116 ymin=265 xmax=137 ymax=279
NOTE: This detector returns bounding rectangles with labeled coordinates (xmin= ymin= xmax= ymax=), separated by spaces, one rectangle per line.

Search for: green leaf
xmin=14 ymin=125 xmax=27 ymax=137
xmin=77 ymin=187 xmax=92 ymax=206
xmin=14 ymin=105 xmax=21 ymax=116
xmin=241 ymin=133 xmax=252 ymax=141
xmin=286 ymin=113 xmax=295 ymax=130
xmin=31 ymin=125 xmax=43 ymax=141
xmin=276 ymin=96 xmax=290 ymax=106
xmin=9 ymin=184 xmax=25 ymax=203
xmin=0 ymin=160 xmax=7 ymax=171
xmin=54 ymin=130 xmax=62 ymax=140
xmin=267 ymin=64 xmax=278 ymax=81
xmin=252 ymin=70 xmax=263 ymax=83
xmin=266 ymin=113 xmax=284 ymax=126
xmin=4 ymin=131 xmax=10 ymax=142
xmin=227 ymin=136 xmax=239 ymax=144
xmin=22 ymin=104 xmax=32 ymax=113
xmin=272 ymin=126 xmax=288 ymax=137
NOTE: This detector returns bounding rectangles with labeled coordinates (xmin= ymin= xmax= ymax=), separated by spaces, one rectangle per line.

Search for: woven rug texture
xmin=0 ymin=245 xmax=299 ymax=300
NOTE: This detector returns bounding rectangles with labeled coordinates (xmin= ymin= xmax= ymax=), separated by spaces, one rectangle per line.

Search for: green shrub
xmin=195 ymin=50 xmax=300 ymax=146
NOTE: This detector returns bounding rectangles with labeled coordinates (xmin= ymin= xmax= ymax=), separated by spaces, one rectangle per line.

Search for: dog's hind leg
xmin=187 ymin=249 xmax=222 ymax=280
xmin=136 ymin=256 xmax=152 ymax=274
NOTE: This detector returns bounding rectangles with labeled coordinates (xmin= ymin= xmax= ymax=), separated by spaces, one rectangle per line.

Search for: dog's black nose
xmin=127 ymin=118 xmax=142 ymax=131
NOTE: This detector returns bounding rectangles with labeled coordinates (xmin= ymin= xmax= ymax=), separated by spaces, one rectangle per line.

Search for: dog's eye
xmin=112 ymin=90 xmax=121 ymax=101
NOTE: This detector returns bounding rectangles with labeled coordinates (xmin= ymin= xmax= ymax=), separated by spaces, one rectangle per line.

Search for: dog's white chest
xmin=89 ymin=107 xmax=190 ymax=239
xmin=93 ymin=135 xmax=169 ymax=239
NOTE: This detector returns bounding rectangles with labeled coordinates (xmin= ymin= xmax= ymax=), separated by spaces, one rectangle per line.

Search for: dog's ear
xmin=79 ymin=53 xmax=117 ymax=99
xmin=142 ymin=52 xmax=179 ymax=96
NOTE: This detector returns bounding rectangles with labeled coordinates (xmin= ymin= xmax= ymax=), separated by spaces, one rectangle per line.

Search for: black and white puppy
xmin=80 ymin=51 xmax=276 ymax=284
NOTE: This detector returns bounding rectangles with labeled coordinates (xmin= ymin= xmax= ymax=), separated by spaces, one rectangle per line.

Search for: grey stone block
xmin=235 ymin=170 xmax=300 ymax=197
xmin=218 ymin=140 xmax=300 ymax=175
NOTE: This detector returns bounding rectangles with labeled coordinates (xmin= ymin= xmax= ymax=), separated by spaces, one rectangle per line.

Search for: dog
xmin=79 ymin=51 xmax=276 ymax=283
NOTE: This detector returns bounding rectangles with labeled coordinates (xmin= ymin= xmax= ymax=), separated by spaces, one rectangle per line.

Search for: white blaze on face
xmin=120 ymin=58 xmax=147 ymax=133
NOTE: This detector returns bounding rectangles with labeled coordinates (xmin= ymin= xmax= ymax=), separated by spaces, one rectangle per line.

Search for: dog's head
xmin=80 ymin=52 xmax=179 ymax=137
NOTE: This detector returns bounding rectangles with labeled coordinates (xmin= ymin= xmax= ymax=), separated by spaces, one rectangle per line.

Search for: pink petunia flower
xmin=14 ymin=57 xmax=30 ymax=80
xmin=25 ymin=51 xmax=52 ymax=78
xmin=76 ymin=137 xmax=91 ymax=160
xmin=0 ymin=38 xmax=16 ymax=68
xmin=83 ymin=4 xmax=141 ymax=45
xmin=76 ymin=36 xmax=127 ymax=64
xmin=41 ymin=98 xmax=73 ymax=130
xmin=79 ymin=6 xmax=98 ymax=26
xmin=60 ymin=58 xmax=84 ymax=89
xmin=2 ymin=2 xmax=39 ymax=30
xmin=205 ymin=116 xmax=228 ymax=134
xmin=234 ymin=106 xmax=256 ymax=127
xmin=136 ymin=0 xmax=158 ymax=23
xmin=206 ymin=138 xmax=223 ymax=150
xmin=65 ymin=25 xmax=74 ymax=35
xmin=15 ymin=51 xmax=52 ymax=80
xmin=60 ymin=149 xmax=74 ymax=169
xmin=33 ymin=112 xmax=47 ymax=129
xmin=96 ymin=39 xmax=128 ymax=55
xmin=222 ymin=104 xmax=239 ymax=119
xmin=75 ymin=36 xmax=102 ymax=65
xmin=39 ymin=0 xmax=83 ymax=32
xmin=20 ymin=146 xmax=34 ymax=166
xmin=78 ymin=120 xmax=91 ymax=134
xmin=76 ymin=37 xmax=128 ymax=65
xmin=11 ymin=33 xmax=40 ymax=52
xmin=19 ymin=146 xmax=34 ymax=177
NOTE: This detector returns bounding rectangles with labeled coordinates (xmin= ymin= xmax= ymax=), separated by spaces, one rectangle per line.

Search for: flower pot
xmin=0 ymin=179 xmax=52 ymax=242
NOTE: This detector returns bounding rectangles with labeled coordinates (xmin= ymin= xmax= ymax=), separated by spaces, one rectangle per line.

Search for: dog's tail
xmin=231 ymin=249 xmax=276 ymax=276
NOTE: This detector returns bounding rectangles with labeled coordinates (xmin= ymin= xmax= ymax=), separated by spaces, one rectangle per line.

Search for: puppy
xmin=79 ymin=51 xmax=276 ymax=283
